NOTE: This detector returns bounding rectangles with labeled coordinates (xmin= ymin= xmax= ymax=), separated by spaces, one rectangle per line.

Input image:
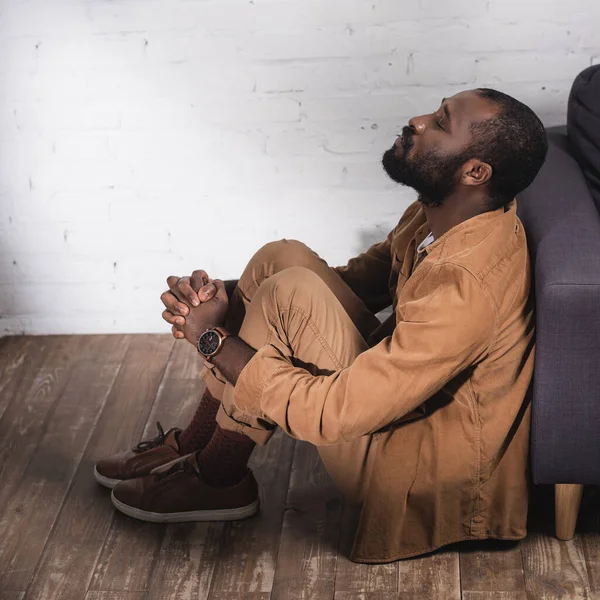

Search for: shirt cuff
xmin=233 ymin=344 xmax=289 ymax=416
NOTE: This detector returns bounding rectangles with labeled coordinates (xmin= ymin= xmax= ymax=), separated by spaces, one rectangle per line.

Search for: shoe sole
xmin=94 ymin=466 xmax=123 ymax=490
xmin=111 ymin=491 xmax=260 ymax=523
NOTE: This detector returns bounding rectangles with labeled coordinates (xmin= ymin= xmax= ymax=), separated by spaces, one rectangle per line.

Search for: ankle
xmin=196 ymin=425 xmax=256 ymax=487
xmin=178 ymin=388 xmax=221 ymax=454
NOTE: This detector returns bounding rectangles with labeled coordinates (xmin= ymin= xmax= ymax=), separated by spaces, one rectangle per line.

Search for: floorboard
xmin=459 ymin=540 xmax=526 ymax=597
xmin=270 ymin=441 xmax=344 ymax=600
xmin=23 ymin=335 xmax=173 ymax=600
xmin=0 ymin=335 xmax=597 ymax=600
xmin=86 ymin=335 xmax=177 ymax=593
xmin=333 ymin=502 xmax=398 ymax=598
xmin=88 ymin=340 xmax=205 ymax=595
xmin=144 ymin=341 xmax=223 ymax=600
xmin=85 ymin=593 xmax=149 ymax=600
xmin=206 ymin=430 xmax=296 ymax=598
xmin=520 ymin=485 xmax=591 ymax=599
xmin=0 ymin=336 xmax=130 ymax=594
xmin=520 ymin=532 xmax=590 ymax=599
xmin=461 ymin=593 xmax=527 ymax=599
xmin=397 ymin=546 xmax=461 ymax=600
xmin=0 ymin=336 xmax=85 ymax=519
xmin=334 ymin=594 xmax=402 ymax=600
xmin=0 ymin=336 xmax=49 ymax=422
xmin=207 ymin=595 xmax=271 ymax=600
xmin=578 ymin=486 xmax=600 ymax=595
xmin=148 ymin=522 xmax=225 ymax=600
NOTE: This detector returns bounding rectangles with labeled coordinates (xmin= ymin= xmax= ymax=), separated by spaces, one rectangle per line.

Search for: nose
xmin=408 ymin=115 xmax=427 ymax=135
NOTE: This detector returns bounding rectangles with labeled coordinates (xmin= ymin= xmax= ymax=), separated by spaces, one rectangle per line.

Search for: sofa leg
xmin=555 ymin=484 xmax=584 ymax=540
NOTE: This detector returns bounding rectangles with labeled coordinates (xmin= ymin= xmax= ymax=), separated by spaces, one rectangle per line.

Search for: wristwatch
xmin=197 ymin=327 xmax=231 ymax=362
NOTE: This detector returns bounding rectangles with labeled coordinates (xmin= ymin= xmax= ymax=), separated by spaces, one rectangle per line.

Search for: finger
xmin=197 ymin=282 xmax=217 ymax=302
xmin=160 ymin=290 xmax=186 ymax=313
xmin=211 ymin=279 xmax=228 ymax=302
xmin=160 ymin=291 xmax=189 ymax=316
xmin=166 ymin=275 xmax=180 ymax=289
xmin=171 ymin=325 xmax=185 ymax=340
xmin=176 ymin=280 xmax=200 ymax=307
xmin=190 ymin=269 xmax=210 ymax=292
xmin=162 ymin=309 xmax=186 ymax=327
xmin=167 ymin=275 xmax=194 ymax=306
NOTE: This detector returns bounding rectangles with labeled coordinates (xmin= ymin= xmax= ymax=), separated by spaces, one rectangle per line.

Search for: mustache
xmin=396 ymin=125 xmax=414 ymax=150
xmin=401 ymin=126 xmax=413 ymax=141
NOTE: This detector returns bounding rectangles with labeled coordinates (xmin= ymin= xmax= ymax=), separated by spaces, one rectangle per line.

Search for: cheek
xmin=421 ymin=135 xmax=445 ymax=153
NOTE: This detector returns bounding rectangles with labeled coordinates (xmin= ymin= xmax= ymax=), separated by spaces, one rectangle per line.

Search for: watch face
xmin=198 ymin=330 xmax=220 ymax=356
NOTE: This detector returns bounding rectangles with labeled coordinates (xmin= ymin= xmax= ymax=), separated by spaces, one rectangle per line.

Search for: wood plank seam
xmin=85 ymin=338 xmax=177 ymax=595
xmin=21 ymin=336 xmax=134 ymax=598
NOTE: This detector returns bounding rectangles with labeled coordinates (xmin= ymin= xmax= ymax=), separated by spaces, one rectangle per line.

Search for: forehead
xmin=446 ymin=91 xmax=499 ymax=130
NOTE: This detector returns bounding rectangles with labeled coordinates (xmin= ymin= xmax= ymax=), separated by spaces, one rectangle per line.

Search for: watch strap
xmin=213 ymin=326 xmax=231 ymax=341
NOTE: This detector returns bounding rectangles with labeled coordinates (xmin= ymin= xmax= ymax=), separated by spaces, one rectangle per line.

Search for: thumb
xmin=210 ymin=279 xmax=228 ymax=302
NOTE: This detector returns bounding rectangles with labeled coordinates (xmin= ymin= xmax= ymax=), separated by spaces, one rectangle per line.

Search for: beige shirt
xmin=234 ymin=200 xmax=534 ymax=561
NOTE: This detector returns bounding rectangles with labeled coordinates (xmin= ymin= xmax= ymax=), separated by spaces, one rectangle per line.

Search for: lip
xmin=394 ymin=135 xmax=404 ymax=148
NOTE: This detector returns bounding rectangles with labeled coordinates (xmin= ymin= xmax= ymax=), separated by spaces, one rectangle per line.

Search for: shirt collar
xmin=416 ymin=231 xmax=435 ymax=253
xmin=420 ymin=199 xmax=517 ymax=256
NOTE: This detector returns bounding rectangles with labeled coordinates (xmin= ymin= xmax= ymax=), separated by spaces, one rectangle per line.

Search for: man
xmin=95 ymin=88 xmax=548 ymax=562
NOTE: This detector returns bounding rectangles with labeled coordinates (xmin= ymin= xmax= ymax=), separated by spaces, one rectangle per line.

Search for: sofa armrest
xmin=518 ymin=132 xmax=600 ymax=484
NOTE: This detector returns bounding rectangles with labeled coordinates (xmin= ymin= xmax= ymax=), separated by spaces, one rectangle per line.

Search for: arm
xmin=211 ymin=335 xmax=256 ymax=385
xmin=366 ymin=311 xmax=396 ymax=347
xmin=333 ymin=201 xmax=423 ymax=314
xmin=224 ymin=279 xmax=239 ymax=300
xmin=231 ymin=263 xmax=496 ymax=445
xmin=333 ymin=235 xmax=394 ymax=314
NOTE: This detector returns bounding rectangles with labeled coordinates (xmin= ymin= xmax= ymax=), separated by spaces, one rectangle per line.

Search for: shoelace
xmin=132 ymin=421 xmax=175 ymax=454
xmin=152 ymin=453 xmax=201 ymax=481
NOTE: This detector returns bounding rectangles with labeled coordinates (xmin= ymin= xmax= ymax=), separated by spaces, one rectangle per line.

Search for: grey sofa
xmin=517 ymin=64 xmax=600 ymax=539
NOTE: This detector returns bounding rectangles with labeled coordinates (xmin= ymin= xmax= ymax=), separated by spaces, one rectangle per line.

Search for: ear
xmin=461 ymin=159 xmax=493 ymax=187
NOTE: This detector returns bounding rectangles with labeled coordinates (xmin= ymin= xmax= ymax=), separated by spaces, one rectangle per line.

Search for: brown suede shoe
xmin=94 ymin=422 xmax=183 ymax=489
xmin=110 ymin=453 xmax=259 ymax=522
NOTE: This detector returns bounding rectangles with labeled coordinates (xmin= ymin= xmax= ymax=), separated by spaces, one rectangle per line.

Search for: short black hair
xmin=469 ymin=88 xmax=548 ymax=211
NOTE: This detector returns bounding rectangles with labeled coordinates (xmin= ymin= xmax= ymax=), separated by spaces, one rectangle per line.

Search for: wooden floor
xmin=1 ymin=335 xmax=600 ymax=600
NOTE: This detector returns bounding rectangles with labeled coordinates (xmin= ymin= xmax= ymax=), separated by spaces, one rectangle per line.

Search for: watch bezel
xmin=197 ymin=327 xmax=230 ymax=361
xmin=197 ymin=329 xmax=220 ymax=357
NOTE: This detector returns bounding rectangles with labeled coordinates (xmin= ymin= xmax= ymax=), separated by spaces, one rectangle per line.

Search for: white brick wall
xmin=0 ymin=0 xmax=598 ymax=335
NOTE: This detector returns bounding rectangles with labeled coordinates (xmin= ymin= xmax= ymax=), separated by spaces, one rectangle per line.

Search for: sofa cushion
xmin=567 ymin=64 xmax=600 ymax=212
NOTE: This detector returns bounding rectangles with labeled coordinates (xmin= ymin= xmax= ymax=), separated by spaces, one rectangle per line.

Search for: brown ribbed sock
xmin=177 ymin=388 xmax=221 ymax=454
xmin=196 ymin=424 xmax=256 ymax=487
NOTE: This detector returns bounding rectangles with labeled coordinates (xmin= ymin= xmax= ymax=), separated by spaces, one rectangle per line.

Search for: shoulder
xmin=397 ymin=261 xmax=497 ymax=351
xmin=403 ymin=261 xmax=497 ymax=321
xmin=440 ymin=219 xmax=531 ymax=321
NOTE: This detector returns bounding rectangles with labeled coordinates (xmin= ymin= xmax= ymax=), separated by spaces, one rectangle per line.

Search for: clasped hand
xmin=160 ymin=269 xmax=228 ymax=345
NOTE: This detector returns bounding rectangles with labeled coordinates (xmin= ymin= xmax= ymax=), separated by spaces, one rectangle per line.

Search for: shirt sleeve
xmin=332 ymin=235 xmax=394 ymax=314
xmin=333 ymin=201 xmax=423 ymax=314
xmin=233 ymin=262 xmax=496 ymax=446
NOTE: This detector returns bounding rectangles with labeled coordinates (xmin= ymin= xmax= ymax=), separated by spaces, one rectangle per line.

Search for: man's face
xmin=382 ymin=91 xmax=498 ymax=206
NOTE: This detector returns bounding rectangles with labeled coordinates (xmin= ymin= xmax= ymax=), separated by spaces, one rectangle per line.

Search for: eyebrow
xmin=441 ymin=97 xmax=452 ymax=127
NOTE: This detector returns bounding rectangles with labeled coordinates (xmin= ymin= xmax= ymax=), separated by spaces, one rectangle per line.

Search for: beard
xmin=382 ymin=128 xmax=469 ymax=207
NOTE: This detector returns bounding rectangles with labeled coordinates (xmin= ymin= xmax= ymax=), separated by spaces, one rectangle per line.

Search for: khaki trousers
xmin=203 ymin=239 xmax=381 ymax=501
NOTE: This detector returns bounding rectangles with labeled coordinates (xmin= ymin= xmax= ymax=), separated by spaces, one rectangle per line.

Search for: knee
xmin=248 ymin=239 xmax=318 ymax=275
xmin=259 ymin=266 xmax=326 ymax=306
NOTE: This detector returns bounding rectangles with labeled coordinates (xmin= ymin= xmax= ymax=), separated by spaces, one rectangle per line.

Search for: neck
xmin=421 ymin=194 xmax=486 ymax=239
